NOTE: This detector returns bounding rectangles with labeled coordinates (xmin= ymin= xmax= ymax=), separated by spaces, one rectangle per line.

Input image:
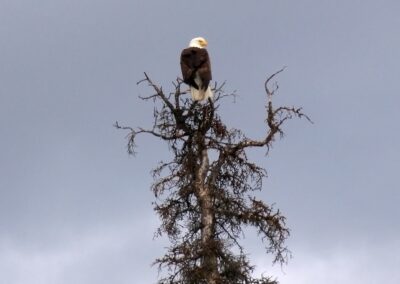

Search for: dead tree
xmin=116 ymin=69 xmax=310 ymax=284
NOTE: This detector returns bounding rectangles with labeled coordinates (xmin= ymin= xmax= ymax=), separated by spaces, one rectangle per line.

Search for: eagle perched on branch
xmin=180 ymin=37 xmax=213 ymax=101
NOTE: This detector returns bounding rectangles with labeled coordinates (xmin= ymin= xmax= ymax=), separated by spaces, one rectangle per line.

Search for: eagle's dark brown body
xmin=180 ymin=47 xmax=212 ymax=93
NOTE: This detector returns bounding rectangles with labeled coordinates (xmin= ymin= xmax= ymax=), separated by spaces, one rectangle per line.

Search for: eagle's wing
xmin=180 ymin=48 xmax=198 ymax=88
xmin=196 ymin=49 xmax=212 ymax=90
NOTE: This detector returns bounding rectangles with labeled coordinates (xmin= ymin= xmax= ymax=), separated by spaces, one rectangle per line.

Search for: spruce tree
xmin=116 ymin=69 xmax=310 ymax=283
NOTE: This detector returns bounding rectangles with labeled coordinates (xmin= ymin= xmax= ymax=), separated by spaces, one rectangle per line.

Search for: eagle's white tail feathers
xmin=190 ymin=86 xmax=213 ymax=101
xmin=190 ymin=73 xmax=212 ymax=101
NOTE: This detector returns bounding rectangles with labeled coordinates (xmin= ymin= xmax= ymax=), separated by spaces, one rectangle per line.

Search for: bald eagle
xmin=180 ymin=37 xmax=213 ymax=101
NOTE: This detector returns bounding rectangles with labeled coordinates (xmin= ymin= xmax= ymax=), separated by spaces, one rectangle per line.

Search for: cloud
xmin=0 ymin=218 xmax=163 ymax=284
xmin=254 ymin=239 xmax=400 ymax=284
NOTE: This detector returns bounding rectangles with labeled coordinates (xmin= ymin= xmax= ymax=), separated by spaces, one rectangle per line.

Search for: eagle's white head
xmin=189 ymin=37 xmax=208 ymax=49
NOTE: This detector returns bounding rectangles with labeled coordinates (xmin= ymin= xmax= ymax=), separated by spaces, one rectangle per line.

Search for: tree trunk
xmin=196 ymin=146 xmax=218 ymax=283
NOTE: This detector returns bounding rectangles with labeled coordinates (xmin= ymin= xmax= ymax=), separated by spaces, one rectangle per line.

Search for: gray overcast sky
xmin=1 ymin=0 xmax=399 ymax=283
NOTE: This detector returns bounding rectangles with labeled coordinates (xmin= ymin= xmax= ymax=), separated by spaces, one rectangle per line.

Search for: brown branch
xmin=264 ymin=66 xmax=286 ymax=98
xmin=138 ymin=72 xmax=176 ymax=112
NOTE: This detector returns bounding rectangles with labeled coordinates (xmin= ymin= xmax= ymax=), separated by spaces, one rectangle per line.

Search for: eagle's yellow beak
xmin=200 ymin=39 xmax=208 ymax=47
